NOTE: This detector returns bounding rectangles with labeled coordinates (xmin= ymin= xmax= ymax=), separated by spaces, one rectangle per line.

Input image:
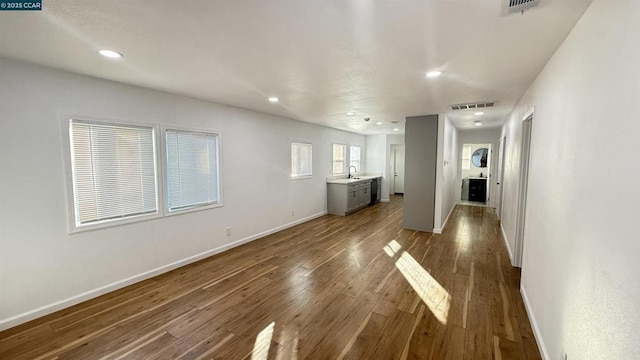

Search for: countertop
xmin=468 ymin=177 xmax=488 ymax=180
xmin=326 ymin=174 xmax=382 ymax=184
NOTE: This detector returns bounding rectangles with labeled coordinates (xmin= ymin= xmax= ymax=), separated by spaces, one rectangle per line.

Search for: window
xmin=462 ymin=144 xmax=471 ymax=170
xmin=68 ymin=119 xmax=158 ymax=230
xmin=350 ymin=146 xmax=361 ymax=173
xmin=291 ymin=141 xmax=312 ymax=179
xmin=165 ymin=129 xmax=220 ymax=212
xmin=332 ymin=144 xmax=347 ymax=175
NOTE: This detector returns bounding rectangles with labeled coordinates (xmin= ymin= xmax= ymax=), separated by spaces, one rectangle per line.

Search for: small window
xmin=350 ymin=146 xmax=361 ymax=173
xmin=165 ymin=129 xmax=221 ymax=213
xmin=291 ymin=141 xmax=313 ymax=179
xmin=68 ymin=119 xmax=159 ymax=230
xmin=332 ymin=144 xmax=347 ymax=175
xmin=462 ymin=144 xmax=471 ymax=170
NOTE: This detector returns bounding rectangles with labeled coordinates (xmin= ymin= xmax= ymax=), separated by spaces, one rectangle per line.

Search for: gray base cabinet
xmin=327 ymin=181 xmax=372 ymax=216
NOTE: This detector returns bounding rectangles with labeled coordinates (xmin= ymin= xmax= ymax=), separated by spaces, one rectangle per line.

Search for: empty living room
xmin=0 ymin=1 xmax=638 ymax=359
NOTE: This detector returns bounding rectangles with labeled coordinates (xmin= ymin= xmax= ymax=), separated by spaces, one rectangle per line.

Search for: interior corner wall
xmin=403 ymin=115 xmax=438 ymax=232
xmin=499 ymin=1 xmax=640 ymax=359
xmin=0 ymin=58 xmax=365 ymax=329
xmin=434 ymin=115 xmax=459 ymax=233
xmin=365 ymin=134 xmax=388 ymax=200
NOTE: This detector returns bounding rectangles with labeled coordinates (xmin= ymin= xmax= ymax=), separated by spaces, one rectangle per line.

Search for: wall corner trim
xmin=520 ymin=285 xmax=550 ymax=360
xmin=433 ymin=203 xmax=457 ymax=234
xmin=522 ymin=106 xmax=535 ymax=121
xmin=0 ymin=211 xmax=327 ymax=331
xmin=500 ymin=222 xmax=515 ymax=266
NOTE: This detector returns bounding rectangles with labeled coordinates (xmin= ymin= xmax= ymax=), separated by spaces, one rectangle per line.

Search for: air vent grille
xmin=449 ymin=102 xmax=496 ymax=111
xmin=505 ymin=0 xmax=540 ymax=14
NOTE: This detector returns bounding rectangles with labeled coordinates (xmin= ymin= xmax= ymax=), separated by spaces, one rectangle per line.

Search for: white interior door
xmin=392 ymin=145 xmax=405 ymax=194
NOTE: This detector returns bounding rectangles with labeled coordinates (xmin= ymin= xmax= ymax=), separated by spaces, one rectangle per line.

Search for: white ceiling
xmin=0 ymin=0 xmax=591 ymax=134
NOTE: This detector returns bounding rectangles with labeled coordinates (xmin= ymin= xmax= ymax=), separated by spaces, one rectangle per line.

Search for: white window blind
xmin=291 ymin=142 xmax=312 ymax=178
xmin=350 ymin=146 xmax=361 ymax=173
xmin=333 ymin=144 xmax=347 ymax=175
xmin=462 ymin=144 xmax=471 ymax=170
xmin=69 ymin=120 xmax=158 ymax=227
xmin=166 ymin=129 xmax=220 ymax=212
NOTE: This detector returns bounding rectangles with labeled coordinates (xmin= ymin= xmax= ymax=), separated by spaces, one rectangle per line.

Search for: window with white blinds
xmin=462 ymin=144 xmax=471 ymax=170
xmin=332 ymin=143 xmax=347 ymax=175
xmin=291 ymin=141 xmax=312 ymax=179
xmin=166 ymin=129 xmax=220 ymax=212
xmin=350 ymin=146 xmax=361 ymax=173
xmin=69 ymin=119 xmax=159 ymax=228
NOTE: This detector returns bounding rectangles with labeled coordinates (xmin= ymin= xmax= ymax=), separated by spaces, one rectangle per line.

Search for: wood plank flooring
xmin=0 ymin=196 xmax=542 ymax=359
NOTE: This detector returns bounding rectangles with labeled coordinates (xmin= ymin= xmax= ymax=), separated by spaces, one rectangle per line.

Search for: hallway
xmin=0 ymin=197 xmax=541 ymax=359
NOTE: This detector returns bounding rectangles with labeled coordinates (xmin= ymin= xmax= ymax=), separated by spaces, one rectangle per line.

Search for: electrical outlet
xmin=225 ymin=227 xmax=232 ymax=236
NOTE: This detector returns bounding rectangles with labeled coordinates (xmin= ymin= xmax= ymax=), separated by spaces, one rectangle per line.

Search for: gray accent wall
xmin=403 ymin=115 xmax=438 ymax=232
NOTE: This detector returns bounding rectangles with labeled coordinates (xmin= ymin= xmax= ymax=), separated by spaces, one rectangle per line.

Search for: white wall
xmin=434 ymin=115 xmax=459 ymax=233
xmin=0 ymin=58 xmax=365 ymax=329
xmin=500 ymin=1 xmax=640 ymax=359
xmin=365 ymin=134 xmax=387 ymax=200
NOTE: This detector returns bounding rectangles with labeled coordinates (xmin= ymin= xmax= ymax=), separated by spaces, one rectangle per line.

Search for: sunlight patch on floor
xmin=383 ymin=239 xmax=402 ymax=256
xmin=251 ymin=322 xmax=275 ymax=360
xmin=383 ymin=240 xmax=451 ymax=324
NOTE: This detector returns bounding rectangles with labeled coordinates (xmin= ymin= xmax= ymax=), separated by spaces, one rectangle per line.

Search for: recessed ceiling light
xmin=376 ymin=122 xmax=383 ymax=125
xmin=98 ymin=49 xmax=123 ymax=59
xmin=474 ymin=111 xmax=484 ymax=116
xmin=268 ymin=97 xmax=279 ymax=103
xmin=393 ymin=128 xmax=400 ymax=131
xmin=426 ymin=71 xmax=442 ymax=78
xmin=346 ymin=112 xmax=356 ymax=116
xmin=475 ymin=122 xmax=482 ymax=126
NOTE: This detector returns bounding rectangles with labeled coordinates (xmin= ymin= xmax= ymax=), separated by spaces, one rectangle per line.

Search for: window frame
xmin=462 ymin=144 xmax=472 ymax=171
xmin=332 ymin=143 xmax=347 ymax=176
xmin=161 ymin=125 xmax=224 ymax=216
xmin=290 ymin=140 xmax=313 ymax=180
xmin=61 ymin=115 xmax=163 ymax=233
xmin=349 ymin=145 xmax=362 ymax=174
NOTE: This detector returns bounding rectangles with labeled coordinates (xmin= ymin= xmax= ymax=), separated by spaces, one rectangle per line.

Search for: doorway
xmin=460 ymin=143 xmax=492 ymax=205
xmin=514 ymin=115 xmax=533 ymax=267
xmin=391 ymin=145 xmax=405 ymax=194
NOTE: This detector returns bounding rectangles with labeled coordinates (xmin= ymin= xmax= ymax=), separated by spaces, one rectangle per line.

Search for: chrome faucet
xmin=348 ymin=165 xmax=357 ymax=178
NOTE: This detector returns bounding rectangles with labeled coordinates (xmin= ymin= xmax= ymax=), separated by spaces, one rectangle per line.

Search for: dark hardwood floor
xmin=0 ymin=196 xmax=542 ymax=359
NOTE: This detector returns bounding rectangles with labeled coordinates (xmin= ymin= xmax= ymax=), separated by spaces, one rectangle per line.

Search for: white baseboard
xmin=520 ymin=285 xmax=550 ymax=360
xmin=500 ymin=222 xmax=515 ymax=266
xmin=433 ymin=203 xmax=456 ymax=234
xmin=0 ymin=211 xmax=327 ymax=331
xmin=380 ymin=198 xmax=390 ymax=203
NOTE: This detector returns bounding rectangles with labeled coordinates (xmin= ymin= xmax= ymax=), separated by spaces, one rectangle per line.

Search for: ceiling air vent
xmin=503 ymin=0 xmax=540 ymax=14
xmin=449 ymin=102 xmax=496 ymax=111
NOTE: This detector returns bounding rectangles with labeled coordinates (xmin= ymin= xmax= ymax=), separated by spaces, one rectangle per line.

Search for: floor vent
xmin=449 ymin=102 xmax=496 ymax=111
xmin=504 ymin=0 xmax=540 ymax=14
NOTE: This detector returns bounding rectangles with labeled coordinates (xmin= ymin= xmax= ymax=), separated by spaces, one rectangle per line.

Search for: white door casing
xmin=392 ymin=145 xmax=405 ymax=194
